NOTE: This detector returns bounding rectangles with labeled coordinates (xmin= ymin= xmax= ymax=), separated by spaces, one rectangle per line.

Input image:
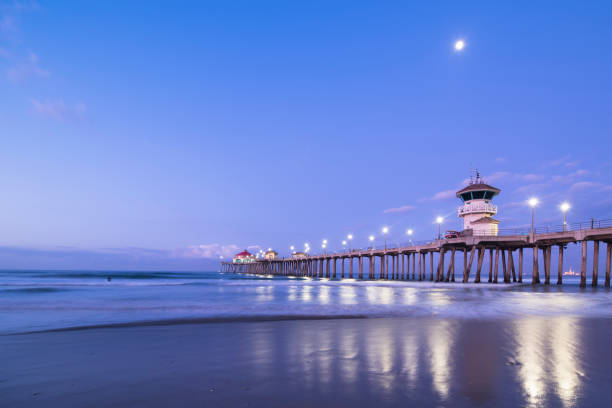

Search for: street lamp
xmin=347 ymin=234 xmax=353 ymax=252
xmin=342 ymin=240 xmax=347 ymax=252
xmin=436 ymin=217 xmax=443 ymax=240
xmin=560 ymin=202 xmax=570 ymax=232
xmin=406 ymin=228 xmax=413 ymax=244
xmin=369 ymin=235 xmax=375 ymax=249
xmin=322 ymin=243 xmax=326 ymax=255
xmin=528 ymin=198 xmax=539 ymax=235
xmin=382 ymin=226 xmax=389 ymax=249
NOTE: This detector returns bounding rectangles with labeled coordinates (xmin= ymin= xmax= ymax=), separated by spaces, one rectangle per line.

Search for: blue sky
xmin=1 ymin=1 xmax=611 ymax=269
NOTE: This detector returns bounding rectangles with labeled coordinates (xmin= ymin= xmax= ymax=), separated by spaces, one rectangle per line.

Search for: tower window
xmin=472 ymin=191 xmax=485 ymax=199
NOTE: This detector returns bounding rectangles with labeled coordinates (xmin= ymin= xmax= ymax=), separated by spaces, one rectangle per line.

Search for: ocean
xmin=2 ymin=269 xmax=611 ymax=335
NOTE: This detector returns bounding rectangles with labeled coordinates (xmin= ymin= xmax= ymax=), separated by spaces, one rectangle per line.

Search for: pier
xmin=221 ymin=220 xmax=612 ymax=288
xmin=222 ymin=176 xmax=612 ymax=288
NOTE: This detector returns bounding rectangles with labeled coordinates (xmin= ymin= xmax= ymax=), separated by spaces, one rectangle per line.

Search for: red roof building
xmin=233 ymin=250 xmax=255 ymax=263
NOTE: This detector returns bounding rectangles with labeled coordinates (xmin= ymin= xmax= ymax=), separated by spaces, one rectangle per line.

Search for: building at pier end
xmin=233 ymin=250 xmax=255 ymax=263
xmin=456 ymin=174 xmax=500 ymax=236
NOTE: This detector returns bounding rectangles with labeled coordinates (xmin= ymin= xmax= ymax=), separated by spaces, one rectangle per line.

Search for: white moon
xmin=454 ymin=40 xmax=465 ymax=51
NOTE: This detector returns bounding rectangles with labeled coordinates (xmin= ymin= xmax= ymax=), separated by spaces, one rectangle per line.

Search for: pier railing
xmin=301 ymin=218 xmax=612 ymax=255
xmin=469 ymin=219 xmax=612 ymax=236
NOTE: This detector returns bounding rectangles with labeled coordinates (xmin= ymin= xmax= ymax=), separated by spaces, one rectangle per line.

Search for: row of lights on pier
xmin=287 ymin=199 xmax=572 ymax=255
xmin=529 ymin=198 xmax=571 ymax=232
xmin=290 ymin=227 xmax=417 ymax=255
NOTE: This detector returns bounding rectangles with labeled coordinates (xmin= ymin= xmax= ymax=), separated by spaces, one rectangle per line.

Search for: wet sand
xmin=2 ymin=316 xmax=612 ymax=407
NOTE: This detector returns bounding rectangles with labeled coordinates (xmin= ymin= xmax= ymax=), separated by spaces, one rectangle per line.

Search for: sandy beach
xmin=3 ymin=316 xmax=612 ymax=407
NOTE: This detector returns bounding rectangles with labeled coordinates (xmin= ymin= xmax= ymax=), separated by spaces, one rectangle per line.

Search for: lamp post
xmin=528 ymin=198 xmax=539 ymax=235
xmin=347 ymin=234 xmax=353 ymax=252
xmin=560 ymin=202 xmax=570 ymax=232
xmin=369 ymin=235 xmax=375 ymax=250
xmin=382 ymin=227 xmax=389 ymax=250
xmin=342 ymin=240 xmax=347 ymax=252
xmin=322 ymin=243 xmax=326 ymax=255
xmin=436 ymin=217 xmax=443 ymax=240
xmin=406 ymin=229 xmax=413 ymax=244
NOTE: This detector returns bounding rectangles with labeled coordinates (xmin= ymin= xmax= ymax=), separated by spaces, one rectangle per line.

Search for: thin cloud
xmin=432 ymin=189 xmax=456 ymax=200
xmin=30 ymin=98 xmax=86 ymax=121
xmin=178 ymin=243 xmax=240 ymax=259
xmin=569 ymin=181 xmax=612 ymax=192
xmin=10 ymin=1 xmax=41 ymax=12
xmin=0 ymin=46 xmax=10 ymax=59
xmin=417 ymin=188 xmax=457 ymax=203
xmin=0 ymin=14 xmax=14 ymax=31
xmin=6 ymin=51 xmax=49 ymax=81
xmin=383 ymin=205 xmax=415 ymax=214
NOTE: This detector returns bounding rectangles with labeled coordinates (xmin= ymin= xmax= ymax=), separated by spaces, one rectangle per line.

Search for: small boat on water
xmin=563 ymin=268 xmax=579 ymax=277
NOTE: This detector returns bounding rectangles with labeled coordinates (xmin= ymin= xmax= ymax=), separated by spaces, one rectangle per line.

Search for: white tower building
xmin=456 ymin=172 xmax=500 ymax=236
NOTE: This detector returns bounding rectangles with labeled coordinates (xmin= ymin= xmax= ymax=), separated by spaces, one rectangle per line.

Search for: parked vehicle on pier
xmin=444 ymin=230 xmax=461 ymax=239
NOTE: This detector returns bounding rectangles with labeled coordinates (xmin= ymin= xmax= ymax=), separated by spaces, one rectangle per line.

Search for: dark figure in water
xmin=107 ymin=276 xmax=112 ymax=282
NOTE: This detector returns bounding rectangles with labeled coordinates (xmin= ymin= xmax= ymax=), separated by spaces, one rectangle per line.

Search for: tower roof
xmin=456 ymin=183 xmax=500 ymax=198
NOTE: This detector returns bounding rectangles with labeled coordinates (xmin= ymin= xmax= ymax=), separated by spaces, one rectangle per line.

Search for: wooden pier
xmin=221 ymin=224 xmax=612 ymax=288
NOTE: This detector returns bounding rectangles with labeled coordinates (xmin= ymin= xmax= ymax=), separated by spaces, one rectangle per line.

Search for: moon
xmin=454 ymin=39 xmax=465 ymax=51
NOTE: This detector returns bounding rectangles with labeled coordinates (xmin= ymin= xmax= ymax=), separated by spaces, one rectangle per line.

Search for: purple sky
xmin=1 ymin=1 xmax=611 ymax=270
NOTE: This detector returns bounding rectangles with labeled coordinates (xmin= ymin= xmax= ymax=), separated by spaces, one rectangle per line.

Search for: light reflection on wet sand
xmin=3 ymin=317 xmax=612 ymax=407
xmin=241 ymin=317 xmax=607 ymax=407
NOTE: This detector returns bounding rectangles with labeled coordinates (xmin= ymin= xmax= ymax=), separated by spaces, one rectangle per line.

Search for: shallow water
xmin=2 ymin=270 xmax=612 ymax=334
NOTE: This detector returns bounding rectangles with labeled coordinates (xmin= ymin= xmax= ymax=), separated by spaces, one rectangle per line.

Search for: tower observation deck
xmin=456 ymin=172 xmax=500 ymax=236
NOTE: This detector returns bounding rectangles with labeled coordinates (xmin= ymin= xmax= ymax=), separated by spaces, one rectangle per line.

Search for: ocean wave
xmin=0 ymin=287 xmax=68 ymax=294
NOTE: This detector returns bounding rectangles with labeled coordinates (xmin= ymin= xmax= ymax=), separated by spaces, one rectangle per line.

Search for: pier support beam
xmin=475 ymin=247 xmax=484 ymax=283
xmin=488 ymin=249 xmax=494 ymax=282
xmin=430 ymin=252 xmax=434 ymax=281
xmin=463 ymin=250 xmax=468 ymax=282
xmin=606 ymin=242 xmax=611 ymax=288
xmin=464 ymin=247 xmax=475 ymax=283
xmin=532 ymin=246 xmax=540 ymax=284
xmin=544 ymin=246 xmax=551 ymax=285
xmin=494 ymin=248 xmax=499 ymax=283
xmin=437 ymin=249 xmax=445 ymax=282
xmin=509 ymin=249 xmax=516 ymax=282
xmin=446 ymin=248 xmax=455 ymax=282
xmin=593 ymin=241 xmax=599 ymax=287
xmin=518 ymin=248 xmax=523 ymax=283
xmin=502 ymin=249 xmax=508 ymax=283
xmin=418 ymin=252 xmax=423 ymax=280
xmin=580 ymin=241 xmax=587 ymax=288
xmin=557 ymin=245 xmax=564 ymax=285
xmin=412 ymin=253 xmax=416 ymax=280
